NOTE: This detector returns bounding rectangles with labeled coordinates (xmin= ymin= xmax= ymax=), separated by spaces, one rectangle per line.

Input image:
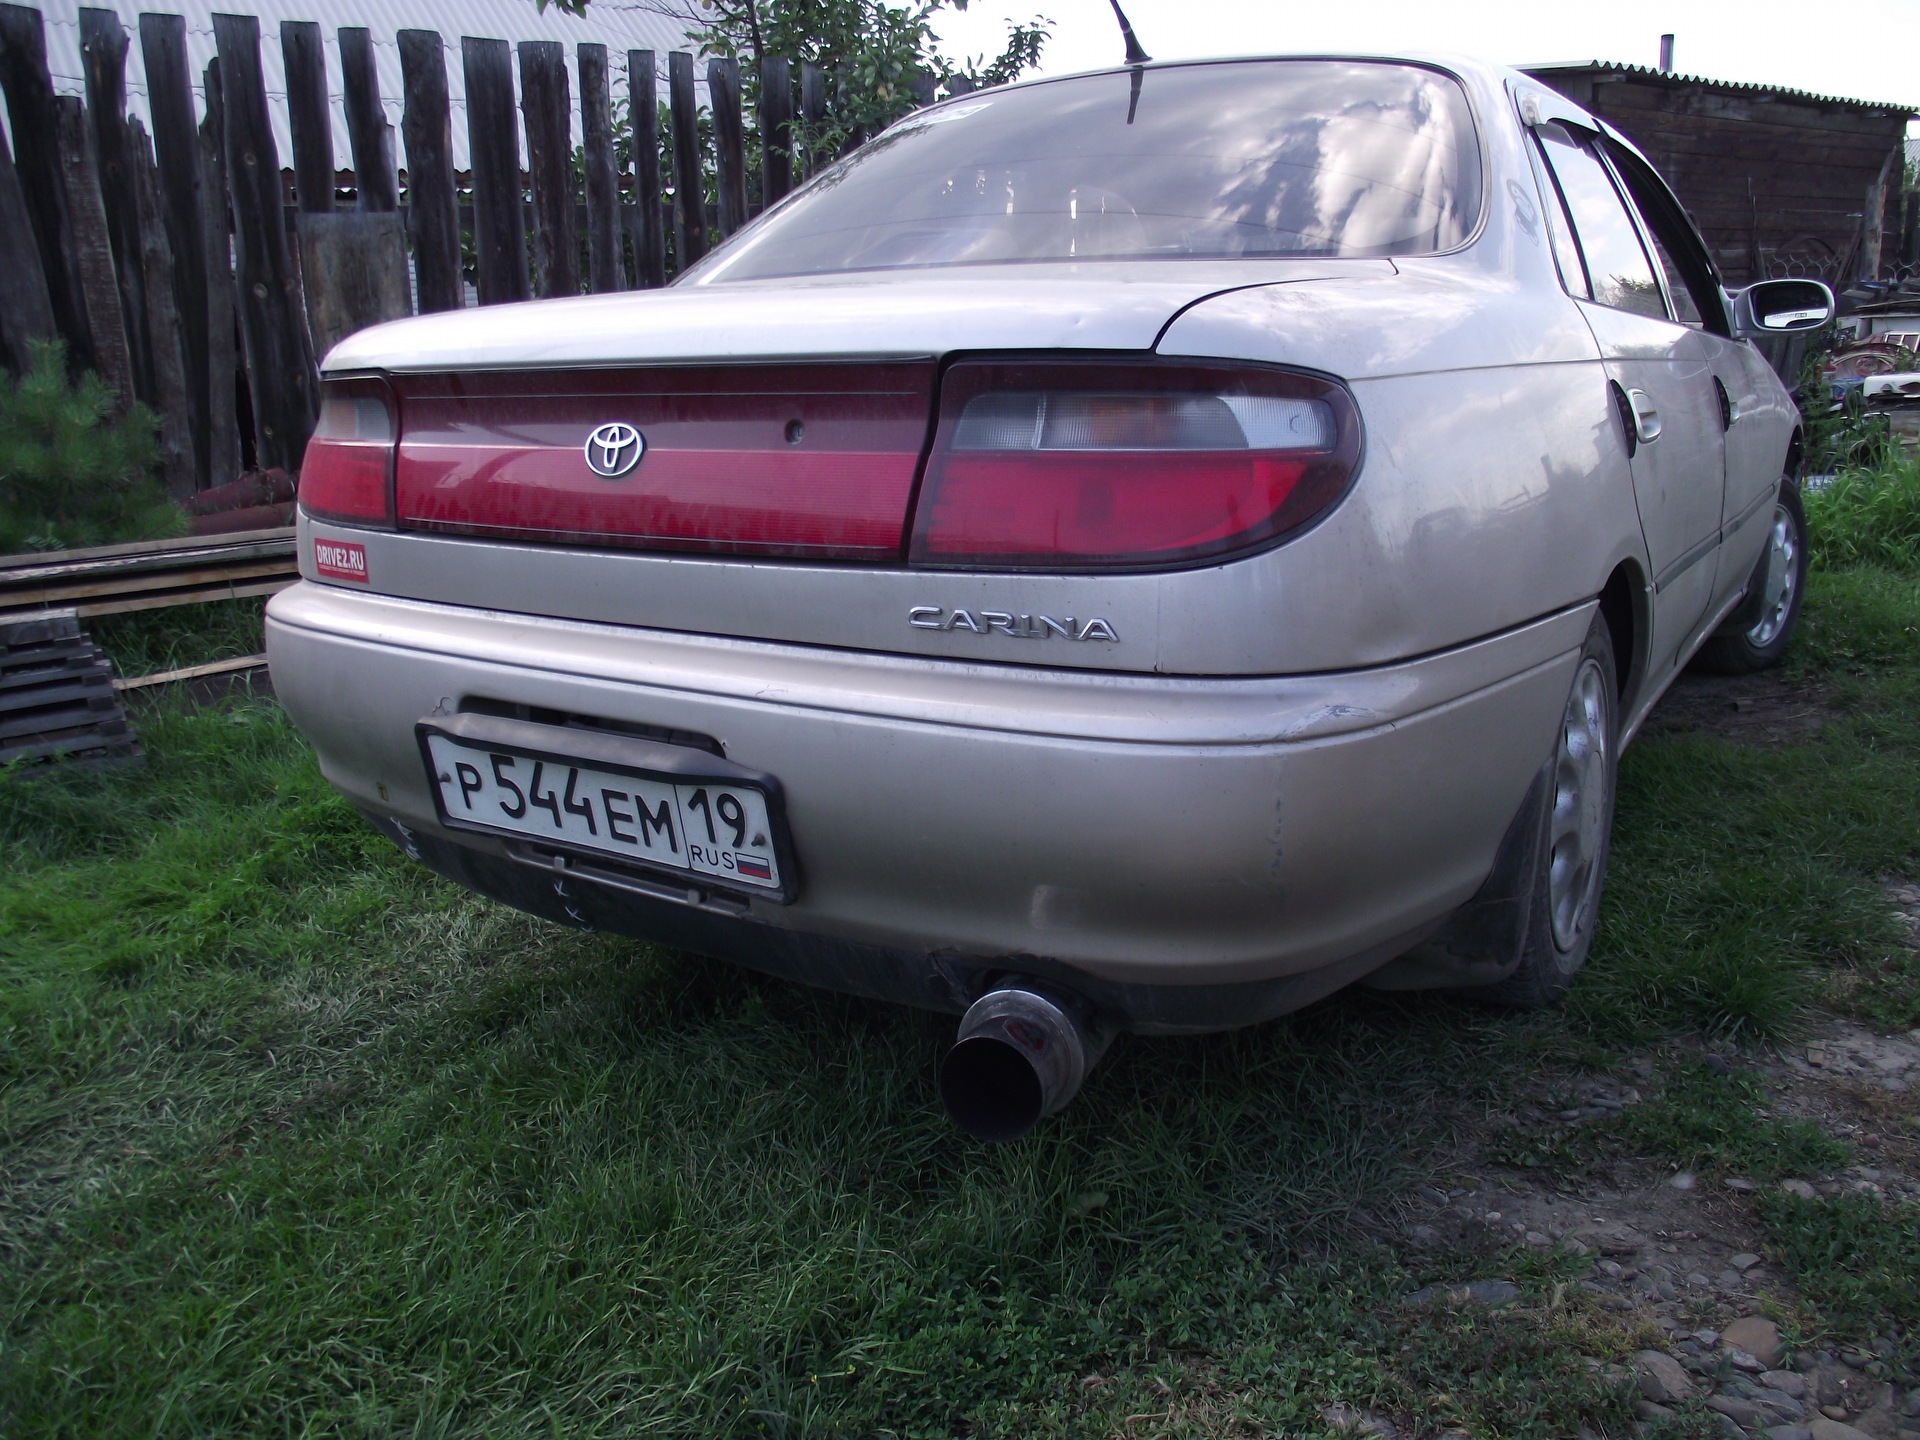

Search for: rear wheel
xmin=1693 ymin=480 xmax=1807 ymax=674
xmin=1465 ymin=612 xmax=1618 ymax=1009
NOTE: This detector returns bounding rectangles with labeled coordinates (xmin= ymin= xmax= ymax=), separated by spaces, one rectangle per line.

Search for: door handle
xmin=1609 ymin=380 xmax=1637 ymax=458
xmin=1626 ymin=388 xmax=1662 ymax=444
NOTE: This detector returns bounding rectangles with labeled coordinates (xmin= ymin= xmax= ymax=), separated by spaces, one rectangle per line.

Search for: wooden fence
xmin=0 ymin=5 xmax=939 ymax=497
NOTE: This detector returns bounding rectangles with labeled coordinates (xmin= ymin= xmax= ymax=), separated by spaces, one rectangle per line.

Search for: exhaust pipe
xmin=938 ymin=984 xmax=1111 ymax=1142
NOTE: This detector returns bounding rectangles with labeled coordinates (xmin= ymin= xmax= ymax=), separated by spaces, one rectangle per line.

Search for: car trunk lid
xmin=351 ymin=263 xmax=1388 ymax=560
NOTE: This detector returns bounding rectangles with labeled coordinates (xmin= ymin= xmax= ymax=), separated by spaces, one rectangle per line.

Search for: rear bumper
xmin=266 ymin=582 xmax=1590 ymax=1028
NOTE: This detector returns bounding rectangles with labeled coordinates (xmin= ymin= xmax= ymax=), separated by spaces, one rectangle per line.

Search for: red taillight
xmin=299 ymin=377 xmax=396 ymax=526
xmin=391 ymin=365 xmax=933 ymax=559
xmin=909 ymin=362 xmax=1361 ymax=569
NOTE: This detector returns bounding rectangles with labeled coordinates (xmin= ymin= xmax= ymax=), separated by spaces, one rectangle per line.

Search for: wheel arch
xmin=1597 ymin=560 xmax=1648 ymax=714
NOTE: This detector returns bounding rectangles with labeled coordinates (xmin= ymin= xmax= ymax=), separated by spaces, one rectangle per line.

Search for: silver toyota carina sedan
xmin=268 ymin=54 xmax=1830 ymax=1139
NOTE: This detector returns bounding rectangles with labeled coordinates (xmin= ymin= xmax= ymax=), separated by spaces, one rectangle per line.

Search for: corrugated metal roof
xmin=1521 ymin=59 xmax=1916 ymax=115
xmin=25 ymin=1 xmax=711 ymax=171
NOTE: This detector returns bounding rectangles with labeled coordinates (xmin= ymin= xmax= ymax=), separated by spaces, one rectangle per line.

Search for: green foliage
xmin=0 ymin=341 xmax=179 ymax=554
xmin=1484 ymin=1064 xmax=1855 ymax=1184
xmin=1788 ymin=564 xmax=1920 ymax=675
xmin=691 ymin=0 xmax=1051 ymax=166
xmin=1793 ymin=326 xmax=1912 ymax=473
xmin=1755 ymin=1190 xmax=1920 ymax=1368
xmin=1805 ymin=451 xmax=1920 ymax=574
xmin=1609 ymin=1064 xmax=1849 ymax=1179
xmin=89 ymin=596 xmax=268 ymax=680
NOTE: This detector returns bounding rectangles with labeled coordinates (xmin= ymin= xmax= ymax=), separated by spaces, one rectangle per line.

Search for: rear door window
xmin=1532 ymin=124 xmax=1668 ymax=320
xmin=1602 ymin=139 xmax=1730 ymax=335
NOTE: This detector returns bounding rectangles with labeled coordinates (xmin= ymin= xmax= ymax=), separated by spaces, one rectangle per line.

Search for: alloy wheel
xmin=1745 ymin=502 xmax=1800 ymax=647
xmin=1547 ymin=657 xmax=1611 ymax=951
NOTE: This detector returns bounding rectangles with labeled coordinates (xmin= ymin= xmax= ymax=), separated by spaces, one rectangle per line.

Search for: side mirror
xmin=1728 ymin=278 xmax=1834 ymax=339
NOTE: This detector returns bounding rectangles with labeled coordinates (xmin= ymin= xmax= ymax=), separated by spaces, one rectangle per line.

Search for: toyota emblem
xmin=584 ymin=422 xmax=645 ymax=477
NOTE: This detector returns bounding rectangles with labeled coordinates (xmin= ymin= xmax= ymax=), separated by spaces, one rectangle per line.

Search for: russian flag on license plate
xmin=735 ymin=854 xmax=773 ymax=880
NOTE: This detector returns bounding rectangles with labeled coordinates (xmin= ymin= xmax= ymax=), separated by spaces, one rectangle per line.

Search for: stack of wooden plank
xmin=0 ymin=526 xmax=296 ymax=622
xmin=0 ymin=609 xmax=138 ymax=767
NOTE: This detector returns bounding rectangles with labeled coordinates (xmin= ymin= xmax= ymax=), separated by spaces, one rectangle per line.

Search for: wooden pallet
xmin=0 ymin=611 xmax=142 ymax=767
xmin=0 ymin=527 xmax=298 ymax=621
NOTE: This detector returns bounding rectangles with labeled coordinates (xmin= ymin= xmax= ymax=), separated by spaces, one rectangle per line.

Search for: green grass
xmin=3 ymin=530 xmax=1919 ymax=1434
xmin=1757 ymin=1190 xmax=1920 ymax=1373
xmin=1485 ymin=1062 xmax=1855 ymax=1184
xmin=1582 ymin=560 xmax=1920 ymax=1036
xmin=1805 ymin=453 xmax=1920 ymax=573
xmin=1608 ymin=1064 xmax=1851 ymax=1179
xmin=89 ymin=596 xmax=267 ymax=680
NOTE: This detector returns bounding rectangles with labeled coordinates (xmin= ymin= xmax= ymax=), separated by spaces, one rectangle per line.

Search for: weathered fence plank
xmin=760 ymin=56 xmax=793 ymax=206
xmin=138 ymin=12 xmax=211 ymax=485
xmin=214 ymin=12 xmax=315 ymax=472
xmin=299 ymin=212 xmax=410 ymax=358
xmin=0 ymin=3 xmax=92 ymax=372
xmin=519 ymin=40 xmax=577 ymax=298
xmin=579 ymin=43 xmax=623 ymax=292
xmin=339 ymin=27 xmax=397 ymax=212
xmin=710 ymin=58 xmax=747 ymax=236
xmin=78 ymin=7 xmax=151 ymax=403
xmin=399 ymin=30 xmax=462 ymax=313
xmin=199 ymin=58 xmax=240 ymax=487
xmin=54 ymin=96 xmax=136 ymax=410
xmin=128 ymin=119 xmax=193 ymax=499
xmin=800 ymin=61 xmax=826 ymax=179
xmin=279 ymin=20 xmax=334 ymax=214
xmin=0 ymin=26 xmax=927 ymax=493
xmin=669 ymin=50 xmax=707 ymax=265
xmin=0 ymin=121 xmax=54 ymax=374
xmin=463 ymin=36 xmax=529 ymax=305
xmin=628 ymin=50 xmax=665 ymax=287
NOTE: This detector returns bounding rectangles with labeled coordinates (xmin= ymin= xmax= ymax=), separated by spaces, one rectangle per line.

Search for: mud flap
xmin=1362 ymin=757 xmax=1550 ymax=992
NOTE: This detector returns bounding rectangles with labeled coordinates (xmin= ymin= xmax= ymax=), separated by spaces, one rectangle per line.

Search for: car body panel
xmin=323 ymin=260 xmax=1394 ymax=374
xmin=1578 ymin=300 xmax=1729 ymax=674
xmin=268 ymin=583 xmax=1587 ymax=996
xmin=294 ymin=355 xmax=1643 ymax=677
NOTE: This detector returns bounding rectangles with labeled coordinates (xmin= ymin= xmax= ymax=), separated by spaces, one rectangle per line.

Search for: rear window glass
xmin=696 ymin=60 xmax=1483 ymax=281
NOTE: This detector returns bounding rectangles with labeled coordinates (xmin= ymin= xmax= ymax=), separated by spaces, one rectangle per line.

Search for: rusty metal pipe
xmin=938 ymin=984 xmax=1110 ymax=1142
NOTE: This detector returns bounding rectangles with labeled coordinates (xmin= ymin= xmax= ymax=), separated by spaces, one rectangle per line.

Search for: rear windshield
xmin=697 ymin=60 xmax=1483 ymax=281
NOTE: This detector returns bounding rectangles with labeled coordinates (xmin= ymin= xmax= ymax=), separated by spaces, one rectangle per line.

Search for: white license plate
xmin=422 ymin=732 xmax=784 ymax=891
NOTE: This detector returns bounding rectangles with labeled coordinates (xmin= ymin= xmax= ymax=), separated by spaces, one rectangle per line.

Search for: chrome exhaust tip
xmin=938 ymin=985 xmax=1108 ymax=1142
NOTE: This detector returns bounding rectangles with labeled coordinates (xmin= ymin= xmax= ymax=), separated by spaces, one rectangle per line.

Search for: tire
xmin=1693 ymin=479 xmax=1808 ymax=675
xmin=1464 ymin=612 xmax=1619 ymax=1009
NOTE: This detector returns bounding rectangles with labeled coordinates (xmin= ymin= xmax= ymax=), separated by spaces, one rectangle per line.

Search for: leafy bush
xmin=0 ymin=341 xmax=180 ymax=553
xmin=1805 ymin=451 xmax=1920 ymax=574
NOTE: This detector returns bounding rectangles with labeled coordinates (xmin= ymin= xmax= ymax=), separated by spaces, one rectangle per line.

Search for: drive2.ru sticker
xmin=314 ymin=538 xmax=368 ymax=583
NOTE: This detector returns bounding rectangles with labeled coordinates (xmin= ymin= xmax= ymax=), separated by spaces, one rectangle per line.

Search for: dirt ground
xmin=1288 ymin=665 xmax=1919 ymax=1440
xmin=1639 ymin=669 xmax=1838 ymax=747
xmin=1392 ymin=1008 xmax=1920 ymax=1439
xmin=1365 ymin=667 xmax=1920 ymax=1440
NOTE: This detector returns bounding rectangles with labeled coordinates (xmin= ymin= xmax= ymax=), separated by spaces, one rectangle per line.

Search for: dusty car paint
xmin=269 ymin=52 xmax=1802 ymax=1039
